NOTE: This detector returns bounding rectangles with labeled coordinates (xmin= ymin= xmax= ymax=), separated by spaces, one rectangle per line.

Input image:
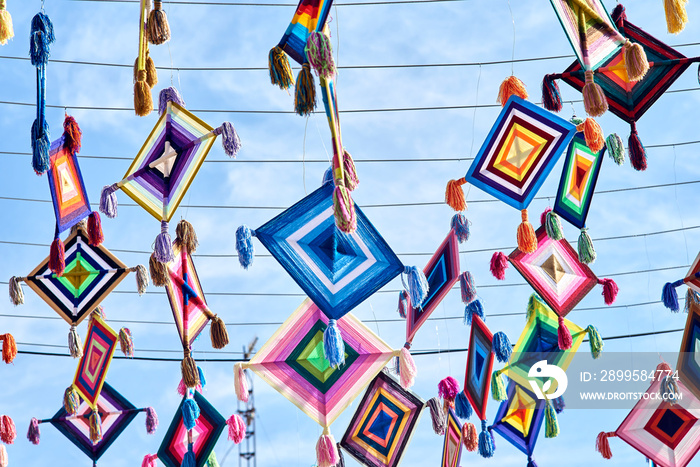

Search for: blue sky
xmin=1 ymin=0 xmax=700 ymax=465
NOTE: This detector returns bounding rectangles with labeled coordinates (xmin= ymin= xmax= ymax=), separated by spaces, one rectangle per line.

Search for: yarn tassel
xmin=0 ymin=334 xmax=16 ymax=364
xmin=462 ymin=423 xmax=478 ymax=451
xmin=662 ymin=279 xmax=683 ymax=312
xmin=492 ymin=332 xmax=512 ymax=363
xmin=294 ymin=63 xmax=316 ymax=116
xmin=491 ymin=370 xmax=507 ymax=401
xmin=599 ymin=278 xmax=619 ymax=305
xmin=234 ymin=363 xmax=249 ymax=403
xmin=197 ymin=366 xmax=207 ymax=387
xmin=27 ymin=418 xmax=40 ymax=445
xmin=661 ymin=373 xmax=680 ymax=404
xmin=87 ymin=212 xmax=104 ymax=246
xmin=119 ymin=327 xmax=134 ymax=357
xmin=154 ymin=220 xmax=174 ymax=263
xmin=478 ymin=420 xmax=495 ymax=458
xmin=541 ymin=74 xmax=562 ymax=112
xmin=8 ymin=276 xmax=24 ymax=306
xmin=268 ymin=45 xmax=294 ymax=90
xmin=497 ymin=75 xmax=528 ymax=105
xmin=460 ymin=271 xmax=477 ymax=304
xmin=402 ymin=266 xmax=429 ymax=308
xmin=133 ymin=264 xmax=149 ymax=295
xmin=628 ymin=122 xmax=647 ymax=171
xmin=227 ymin=414 xmax=246 ymax=444
xmin=557 ymin=315 xmax=573 ymax=350
xmin=134 ymin=69 xmax=153 ymax=117
xmin=323 ymin=319 xmax=345 ymax=368
xmin=181 ymin=352 xmax=199 ymax=388
xmin=145 ymin=407 xmax=158 ymax=434
xmin=397 ymin=291 xmax=410 ymax=318
xmin=342 ymin=150 xmax=359 ymax=191
xmin=49 ymin=237 xmax=66 ymax=276
xmin=587 ymin=325 xmax=604 ymax=359
xmin=582 ymin=70 xmax=608 ymax=117
xmin=305 ymin=31 xmax=336 ymax=80
xmin=578 ymin=228 xmax=596 ymax=264
xmin=333 ymin=186 xmax=356 ymax=233
xmin=147 ymin=0 xmax=170 ymax=45
xmin=0 ymin=444 xmax=6 ymax=466
xmin=665 ymin=0 xmax=688 ymax=34
xmin=684 ymin=289 xmax=700 ymax=313
xmin=316 ymin=429 xmax=340 ymax=467
xmin=596 ymin=431 xmax=616 ymax=459
xmin=553 ymin=395 xmax=566 ymax=414
xmin=427 ymin=398 xmax=446 ymax=435
xmin=174 ymin=219 xmax=198 ymax=254
xmin=209 ymin=315 xmax=229 ymax=350
xmin=464 ymin=300 xmax=484 ymax=325
xmin=451 ymin=213 xmax=470 ymax=243
xmin=490 ymin=252 xmax=508 ymax=280
xmin=544 ymin=398 xmax=559 ymax=438
xmin=99 ymin=184 xmax=119 ymax=219
xmin=455 ymin=391 xmax=472 ymax=420
xmin=623 ymin=40 xmax=649 ymax=82
xmin=219 ymin=122 xmax=241 ymax=158
xmin=182 ymin=447 xmax=196 ymax=467
xmin=29 ymin=12 xmax=54 ymax=66
xmin=89 ymin=409 xmax=102 ymax=444
xmin=577 ymin=118 xmax=605 ymax=153
xmin=31 ymin=119 xmax=50 ymax=175
xmin=445 ymin=178 xmax=467 ymax=211
xmin=62 ymin=115 xmax=82 ymax=155
xmin=606 ymin=133 xmax=625 ymax=165
xmin=149 ymin=253 xmax=169 ymax=287
xmin=68 ymin=325 xmax=83 ymax=359
xmin=182 ymin=398 xmax=200 ymax=430
xmin=158 ymin=86 xmax=185 ymax=114
xmin=235 ymin=225 xmax=256 ymax=269
xmin=0 ymin=415 xmax=15 ymax=444
xmin=438 ymin=376 xmax=460 ymax=402
xmin=541 ymin=208 xmax=563 ymax=241
xmin=207 ymin=451 xmax=220 ymax=467
xmin=0 ymin=1 xmax=13 ymax=46
xmin=145 ymin=51 xmax=158 ymax=88
xmin=398 ymin=346 xmax=417 ymax=389
xmin=63 ymin=386 xmax=80 ymax=415
xmin=517 ymin=209 xmax=537 ymax=253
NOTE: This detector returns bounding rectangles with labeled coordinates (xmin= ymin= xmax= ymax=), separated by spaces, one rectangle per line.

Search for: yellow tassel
xmin=134 ymin=69 xmax=153 ymax=117
xmin=665 ymin=0 xmax=688 ymax=34
xmin=0 ymin=6 xmax=14 ymax=46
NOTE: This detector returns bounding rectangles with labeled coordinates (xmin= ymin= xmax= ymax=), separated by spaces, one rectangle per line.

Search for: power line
xmin=0 ymin=87 xmax=698 ymax=115
xmin=69 ymin=0 xmax=468 ymax=7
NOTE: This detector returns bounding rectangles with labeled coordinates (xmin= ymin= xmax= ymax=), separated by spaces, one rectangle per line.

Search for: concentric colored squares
xmin=405 ymin=230 xmax=460 ymax=344
xmin=279 ymin=0 xmax=334 ymax=64
xmin=48 ymin=137 xmax=91 ymax=234
xmin=464 ymin=315 xmax=494 ymax=421
xmin=465 ymin=96 xmax=576 ymax=210
xmin=554 ymin=133 xmax=604 ymax=229
xmin=341 ymin=371 xmax=424 ymax=467
xmin=441 ymin=409 xmax=462 ymax=467
xmin=677 ymin=300 xmax=700 ymax=401
xmin=491 ymin=382 xmax=545 ymax=457
xmin=71 ymin=315 xmax=119 ymax=409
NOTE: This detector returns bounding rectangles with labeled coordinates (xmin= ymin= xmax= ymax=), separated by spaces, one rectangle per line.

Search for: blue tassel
xmin=397 ymin=290 xmax=409 ymax=318
xmin=181 ymin=398 xmax=200 ymax=431
xmin=451 ymin=213 xmax=470 ymax=243
xmin=323 ymin=319 xmax=345 ymax=368
xmin=181 ymin=447 xmax=196 ymax=467
xmin=662 ymin=280 xmax=683 ymax=312
xmin=154 ymin=220 xmax=174 ymax=263
xmin=492 ymin=332 xmax=512 ymax=363
xmin=478 ymin=420 xmax=494 ymax=458
xmin=402 ymin=266 xmax=429 ymax=308
xmin=322 ymin=166 xmax=334 ymax=186
xmin=454 ymin=391 xmax=472 ymax=420
xmin=464 ymin=299 xmax=484 ymax=325
xmin=553 ymin=395 xmax=565 ymax=414
xmin=29 ymin=12 xmax=55 ymax=66
xmin=31 ymin=118 xmax=50 ymax=174
xmin=527 ymin=456 xmax=538 ymax=467
xmin=197 ymin=366 xmax=206 ymax=387
xmin=235 ymin=225 xmax=255 ymax=269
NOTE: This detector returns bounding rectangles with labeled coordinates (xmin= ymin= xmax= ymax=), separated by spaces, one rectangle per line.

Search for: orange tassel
xmin=497 ymin=76 xmax=528 ymax=106
xmin=462 ymin=423 xmax=478 ymax=452
xmin=445 ymin=178 xmax=467 ymax=211
xmin=1 ymin=334 xmax=17 ymax=364
xmin=516 ymin=209 xmax=537 ymax=253
xmin=577 ymin=118 xmax=605 ymax=153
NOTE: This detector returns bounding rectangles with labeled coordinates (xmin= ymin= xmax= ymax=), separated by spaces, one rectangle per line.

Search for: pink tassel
xmin=234 ymin=363 xmax=249 ymax=403
xmin=227 ymin=414 xmax=246 ymax=444
xmin=316 ymin=431 xmax=340 ymax=467
xmin=0 ymin=415 xmax=16 ymax=444
xmin=657 ymin=361 xmax=672 ymax=373
xmin=399 ymin=346 xmax=417 ymax=389
xmin=142 ymin=454 xmax=158 ymax=467
xmin=598 ymin=278 xmax=619 ymax=305
xmin=557 ymin=315 xmax=573 ymax=350
xmin=438 ymin=376 xmax=460 ymax=401
xmin=0 ymin=445 xmax=7 ymax=467
xmin=490 ymin=252 xmax=508 ymax=280
xmin=177 ymin=379 xmax=202 ymax=396
xmin=27 ymin=418 xmax=40 ymax=445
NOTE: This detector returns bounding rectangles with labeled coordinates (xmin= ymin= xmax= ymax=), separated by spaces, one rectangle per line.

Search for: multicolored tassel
xmin=268 ymin=45 xmax=294 ymax=90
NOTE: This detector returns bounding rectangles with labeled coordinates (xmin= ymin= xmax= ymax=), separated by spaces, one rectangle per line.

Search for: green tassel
xmin=577 ymin=228 xmax=596 ymax=264
xmin=207 ymin=450 xmax=220 ymax=467
xmin=587 ymin=325 xmax=604 ymax=359
xmin=606 ymin=133 xmax=625 ymax=165
xmin=545 ymin=210 xmax=564 ymax=240
xmin=545 ymin=399 xmax=560 ymax=438
xmin=526 ymin=294 xmax=539 ymax=322
xmin=491 ymin=370 xmax=507 ymax=401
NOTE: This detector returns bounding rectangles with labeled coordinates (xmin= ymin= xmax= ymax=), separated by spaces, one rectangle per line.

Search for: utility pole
xmin=238 ymin=337 xmax=258 ymax=467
